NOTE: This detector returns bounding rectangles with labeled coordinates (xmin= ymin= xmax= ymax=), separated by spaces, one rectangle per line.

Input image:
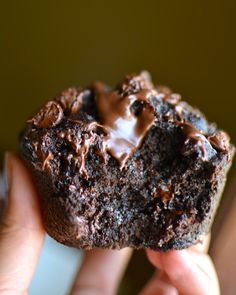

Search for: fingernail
xmin=4 ymin=152 xmax=12 ymax=196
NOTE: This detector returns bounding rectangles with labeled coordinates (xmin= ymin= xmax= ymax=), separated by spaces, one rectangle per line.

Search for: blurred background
xmin=0 ymin=0 xmax=235 ymax=294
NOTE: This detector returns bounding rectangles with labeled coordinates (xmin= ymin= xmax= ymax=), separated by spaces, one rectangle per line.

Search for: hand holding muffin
xmin=0 ymin=153 xmax=220 ymax=295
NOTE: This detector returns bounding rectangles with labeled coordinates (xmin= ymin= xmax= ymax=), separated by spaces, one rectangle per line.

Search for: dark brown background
xmin=1 ymin=1 xmax=236 ymax=154
xmin=0 ymin=1 xmax=235 ymax=294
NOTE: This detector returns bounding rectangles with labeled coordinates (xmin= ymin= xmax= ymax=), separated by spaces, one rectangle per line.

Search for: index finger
xmin=70 ymin=248 xmax=132 ymax=295
xmin=0 ymin=153 xmax=45 ymax=294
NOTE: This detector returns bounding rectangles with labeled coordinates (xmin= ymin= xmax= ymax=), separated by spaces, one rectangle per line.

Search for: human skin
xmin=0 ymin=153 xmax=220 ymax=295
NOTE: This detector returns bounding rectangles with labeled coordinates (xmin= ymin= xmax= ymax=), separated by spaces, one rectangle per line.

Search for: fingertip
xmin=159 ymin=249 xmax=220 ymax=295
xmin=146 ymin=248 xmax=190 ymax=271
xmin=146 ymin=249 xmax=164 ymax=270
xmin=71 ymin=248 xmax=133 ymax=295
xmin=160 ymin=249 xmax=195 ymax=275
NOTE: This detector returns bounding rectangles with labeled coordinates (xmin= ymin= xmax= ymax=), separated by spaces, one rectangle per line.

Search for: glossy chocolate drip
xmin=57 ymin=122 xmax=100 ymax=178
xmin=178 ymin=122 xmax=208 ymax=159
xmin=94 ymin=82 xmax=155 ymax=167
xmin=172 ymin=100 xmax=210 ymax=159
xmin=174 ymin=101 xmax=230 ymax=157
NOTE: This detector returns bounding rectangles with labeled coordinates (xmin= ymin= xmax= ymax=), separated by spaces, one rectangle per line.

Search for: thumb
xmin=0 ymin=153 xmax=45 ymax=295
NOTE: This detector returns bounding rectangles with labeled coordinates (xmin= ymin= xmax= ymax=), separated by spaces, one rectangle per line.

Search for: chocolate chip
xmin=208 ymin=131 xmax=230 ymax=152
xmin=28 ymin=101 xmax=63 ymax=128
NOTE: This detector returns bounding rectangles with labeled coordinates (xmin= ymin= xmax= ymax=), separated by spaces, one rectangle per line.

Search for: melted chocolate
xmin=208 ymin=131 xmax=230 ymax=152
xmin=57 ymin=88 xmax=78 ymax=110
xmin=174 ymin=101 xmax=230 ymax=157
xmin=153 ymin=185 xmax=173 ymax=204
xmin=56 ymin=88 xmax=90 ymax=114
xmin=58 ymin=122 xmax=99 ymax=178
xmin=42 ymin=151 xmax=53 ymax=171
xmin=93 ymin=82 xmax=155 ymax=167
xmin=178 ymin=122 xmax=208 ymax=160
xmin=28 ymin=101 xmax=63 ymax=128
xmin=27 ymin=72 xmax=231 ymax=176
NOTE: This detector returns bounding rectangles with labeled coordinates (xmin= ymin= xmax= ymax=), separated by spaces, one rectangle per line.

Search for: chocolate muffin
xmin=19 ymin=72 xmax=234 ymax=250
